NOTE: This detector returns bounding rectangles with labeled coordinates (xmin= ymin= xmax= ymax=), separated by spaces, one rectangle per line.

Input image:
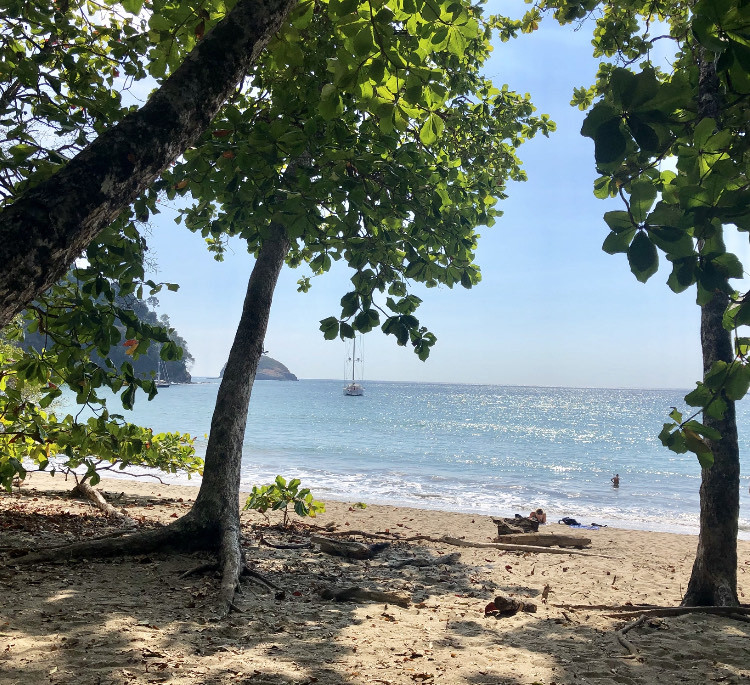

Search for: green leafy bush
xmin=243 ymin=476 xmax=325 ymax=527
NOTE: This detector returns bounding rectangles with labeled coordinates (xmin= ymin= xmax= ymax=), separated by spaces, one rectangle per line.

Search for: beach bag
xmin=558 ymin=517 xmax=580 ymax=526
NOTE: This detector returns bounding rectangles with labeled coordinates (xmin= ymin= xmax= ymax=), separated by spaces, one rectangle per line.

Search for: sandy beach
xmin=1 ymin=472 xmax=749 ymax=685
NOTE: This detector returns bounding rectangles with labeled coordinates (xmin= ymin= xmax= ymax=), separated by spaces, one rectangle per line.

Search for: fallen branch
xmin=491 ymin=533 xmax=591 ymax=548
xmin=71 ymin=482 xmax=135 ymax=523
xmin=319 ymin=586 xmax=410 ymax=608
xmin=311 ymin=535 xmax=390 ymax=560
xmin=616 ymin=614 xmax=646 ymax=658
xmin=391 ymin=552 xmax=461 ymax=569
xmin=406 ymin=535 xmax=612 ymax=557
xmin=552 ymin=603 xmax=661 ymax=611
xmin=606 ymin=606 xmax=750 ymax=619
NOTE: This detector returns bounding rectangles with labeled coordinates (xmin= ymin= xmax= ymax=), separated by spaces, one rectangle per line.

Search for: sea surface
xmin=60 ymin=379 xmax=750 ymax=538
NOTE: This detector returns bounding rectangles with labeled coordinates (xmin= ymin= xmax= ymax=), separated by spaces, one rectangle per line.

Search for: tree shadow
xmin=1 ymin=499 xmax=748 ymax=685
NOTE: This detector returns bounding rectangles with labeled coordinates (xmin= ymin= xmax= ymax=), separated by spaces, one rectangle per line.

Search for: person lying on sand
xmin=529 ymin=508 xmax=546 ymax=524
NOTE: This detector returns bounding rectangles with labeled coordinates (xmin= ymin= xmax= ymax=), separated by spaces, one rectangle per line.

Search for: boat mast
xmin=351 ymin=336 xmax=356 ymax=383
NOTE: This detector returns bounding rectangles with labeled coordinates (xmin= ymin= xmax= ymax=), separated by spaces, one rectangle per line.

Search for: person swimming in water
xmin=611 ymin=473 xmax=620 ymax=488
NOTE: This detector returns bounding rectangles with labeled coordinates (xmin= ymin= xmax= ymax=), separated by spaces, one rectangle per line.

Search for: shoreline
xmin=44 ymin=467 xmax=748 ymax=540
xmin=2 ymin=471 xmax=750 ymax=685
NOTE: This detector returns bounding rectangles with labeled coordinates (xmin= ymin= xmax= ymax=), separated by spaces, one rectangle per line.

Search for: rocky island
xmin=220 ymin=355 xmax=297 ymax=381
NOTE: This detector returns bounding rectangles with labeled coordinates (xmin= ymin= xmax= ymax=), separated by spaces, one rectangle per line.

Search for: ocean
xmin=60 ymin=379 xmax=750 ymax=538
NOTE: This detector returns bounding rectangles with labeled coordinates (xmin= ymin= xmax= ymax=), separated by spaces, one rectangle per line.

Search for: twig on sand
xmin=616 ymin=614 xmax=646 ymax=659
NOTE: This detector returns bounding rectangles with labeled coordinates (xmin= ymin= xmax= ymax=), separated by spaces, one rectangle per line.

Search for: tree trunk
xmin=182 ymin=223 xmax=290 ymax=610
xmin=681 ymin=50 xmax=741 ymax=607
xmin=10 ymin=225 xmax=291 ymax=616
xmin=0 ymin=0 xmax=296 ymax=328
xmin=682 ymin=292 xmax=740 ymax=606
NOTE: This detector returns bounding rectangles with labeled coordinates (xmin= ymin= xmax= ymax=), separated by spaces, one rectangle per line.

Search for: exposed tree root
xmin=4 ymin=511 xmax=245 ymax=618
xmin=180 ymin=562 xmax=219 ymax=579
xmin=259 ymin=536 xmax=311 ymax=550
xmin=241 ymin=565 xmax=281 ymax=592
xmin=218 ymin=523 xmax=244 ymax=616
xmin=71 ymin=481 xmax=136 ymax=524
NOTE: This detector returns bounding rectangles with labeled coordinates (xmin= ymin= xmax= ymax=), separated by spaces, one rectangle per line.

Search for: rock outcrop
xmin=220 ymin=355 xmax=297 ymax=381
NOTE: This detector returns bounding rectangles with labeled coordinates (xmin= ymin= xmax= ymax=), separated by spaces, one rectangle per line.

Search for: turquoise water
xmin=61 ymin=379 xmax=750 ymax=537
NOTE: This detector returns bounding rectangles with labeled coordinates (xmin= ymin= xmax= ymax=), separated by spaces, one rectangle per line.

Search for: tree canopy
xmin=537 ymin=0 xmax=750 ymax=605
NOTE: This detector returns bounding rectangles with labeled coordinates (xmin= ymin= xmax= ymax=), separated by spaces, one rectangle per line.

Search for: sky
xmin=138 ymin=1 xmax=750 ymax=388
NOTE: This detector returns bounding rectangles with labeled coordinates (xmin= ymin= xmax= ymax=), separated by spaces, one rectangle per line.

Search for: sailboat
xmin=343 ymin=336 xmax=364 ymax=396
xmin=156 ymin=358 xmax=170 ymax=388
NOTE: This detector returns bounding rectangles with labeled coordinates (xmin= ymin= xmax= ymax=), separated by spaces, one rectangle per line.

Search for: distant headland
xmin=220 ymin=355 xmax=298 ymax=381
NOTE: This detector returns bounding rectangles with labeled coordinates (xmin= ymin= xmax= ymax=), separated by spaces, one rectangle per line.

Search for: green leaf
xmin=603 ymin=211 xmax=635 ymax=234
xmin=419 ymin=113 xmax=444 ymax=146
xmin=627 ymin=232 xmax=659 ymax=282
xmin=121 ymin=0 xmax=144 ymax=13
xmin=724 ymin=364 xmax=750 ymax=401
xmin=320 ymin=317 xmax=340 ymax=341
xmin=602 ymin=228 xmax=635 ymax=255
xmin=594 ymin=117 xmax=627 ymax=165
xmin=629 ymin=181 xmax=657 ymax=224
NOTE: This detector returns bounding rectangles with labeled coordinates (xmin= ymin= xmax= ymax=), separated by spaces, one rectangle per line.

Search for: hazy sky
xmin=140 ymin=1 xmax=750 ymax=388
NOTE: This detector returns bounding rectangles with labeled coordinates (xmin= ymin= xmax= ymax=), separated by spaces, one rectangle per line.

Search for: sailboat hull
xmin=343 ymin=383 xmax=364 ymax=396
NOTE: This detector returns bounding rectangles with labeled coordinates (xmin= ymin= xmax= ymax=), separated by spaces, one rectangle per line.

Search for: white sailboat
xmin=343 ymin=336 xmax=364 ymax=396
xmin=156 ymin=357 xmax=170 ymax=388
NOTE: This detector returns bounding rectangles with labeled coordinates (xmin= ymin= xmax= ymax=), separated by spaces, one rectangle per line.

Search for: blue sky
xmin=140 ymin=1 xmax=749 ymax=388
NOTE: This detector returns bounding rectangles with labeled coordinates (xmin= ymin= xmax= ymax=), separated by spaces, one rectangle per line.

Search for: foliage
xmin=153 ymin=0 xmax=553 ymax=360
xmin=539 ymin=0 xmax=750 ymax=466
xmin=243 ymin=476 xmax=326 ymax=527
xmin=0 ymin=0 xmax=553 ymax=486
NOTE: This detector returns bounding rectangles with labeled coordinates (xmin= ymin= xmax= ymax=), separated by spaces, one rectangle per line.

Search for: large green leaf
xmin=627 ymin=232 xmax=659 ymax=282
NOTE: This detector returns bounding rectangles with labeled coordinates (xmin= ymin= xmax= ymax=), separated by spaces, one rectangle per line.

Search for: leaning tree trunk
xmin=8 ymin=225 xmax=291 ymax=616
xmin=682 ymin=51 xmax=740 ymax=607
xmin=682 ymin=291 xmax=740 ymax=606
xmin=0 ymin=0 xmax=296 ymax=328
xmin=181 ymin=223 xmax=291 ymax=610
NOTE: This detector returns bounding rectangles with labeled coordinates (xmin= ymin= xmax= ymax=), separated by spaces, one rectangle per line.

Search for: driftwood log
xmin=405 ymin=535 xmax=608 ymax=557
xmin=310 ymin=535 xmax=389 ymax=560
xmin=319 ymin=586 xmax=410 ymax=608
xmin=493 ymin=517 xmax=539 ymax=535
xmin=491 ymin=533 xmax=591 ymax=548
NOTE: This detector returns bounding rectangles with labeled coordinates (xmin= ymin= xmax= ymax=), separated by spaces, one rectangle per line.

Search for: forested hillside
xmin=21 ymin=293 xmax=193 ymax=384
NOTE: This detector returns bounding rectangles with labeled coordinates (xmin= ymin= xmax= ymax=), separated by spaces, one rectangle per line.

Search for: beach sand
xmin=1 ymin=472 xmax=749 ymax=684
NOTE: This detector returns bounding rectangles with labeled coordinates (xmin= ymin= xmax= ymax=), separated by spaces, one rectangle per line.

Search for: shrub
xmin=243 ymin=476 xmax=325 ymax=527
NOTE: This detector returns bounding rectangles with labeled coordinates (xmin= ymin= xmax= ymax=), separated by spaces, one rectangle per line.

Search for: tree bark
xmin=682 ymin=50 xmax=740 ymax=607
xmin=683 ymin=291 xmax=740 ymax=606
xmin=182 ymin=223 xmax=290 ymax=611
xmin=0 ymin=0 xmax=296 ymax=328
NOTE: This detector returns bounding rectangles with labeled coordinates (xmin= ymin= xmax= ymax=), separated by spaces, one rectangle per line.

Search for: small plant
xmin=353 ymin=502 xmax=367 ymax=509
xmin=243 ymin=476 xmax=325 ymax=527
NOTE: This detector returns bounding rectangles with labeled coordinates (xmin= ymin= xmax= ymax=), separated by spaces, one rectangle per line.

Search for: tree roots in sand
xmin=6 ymin=512 xmax=246 ymax=618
